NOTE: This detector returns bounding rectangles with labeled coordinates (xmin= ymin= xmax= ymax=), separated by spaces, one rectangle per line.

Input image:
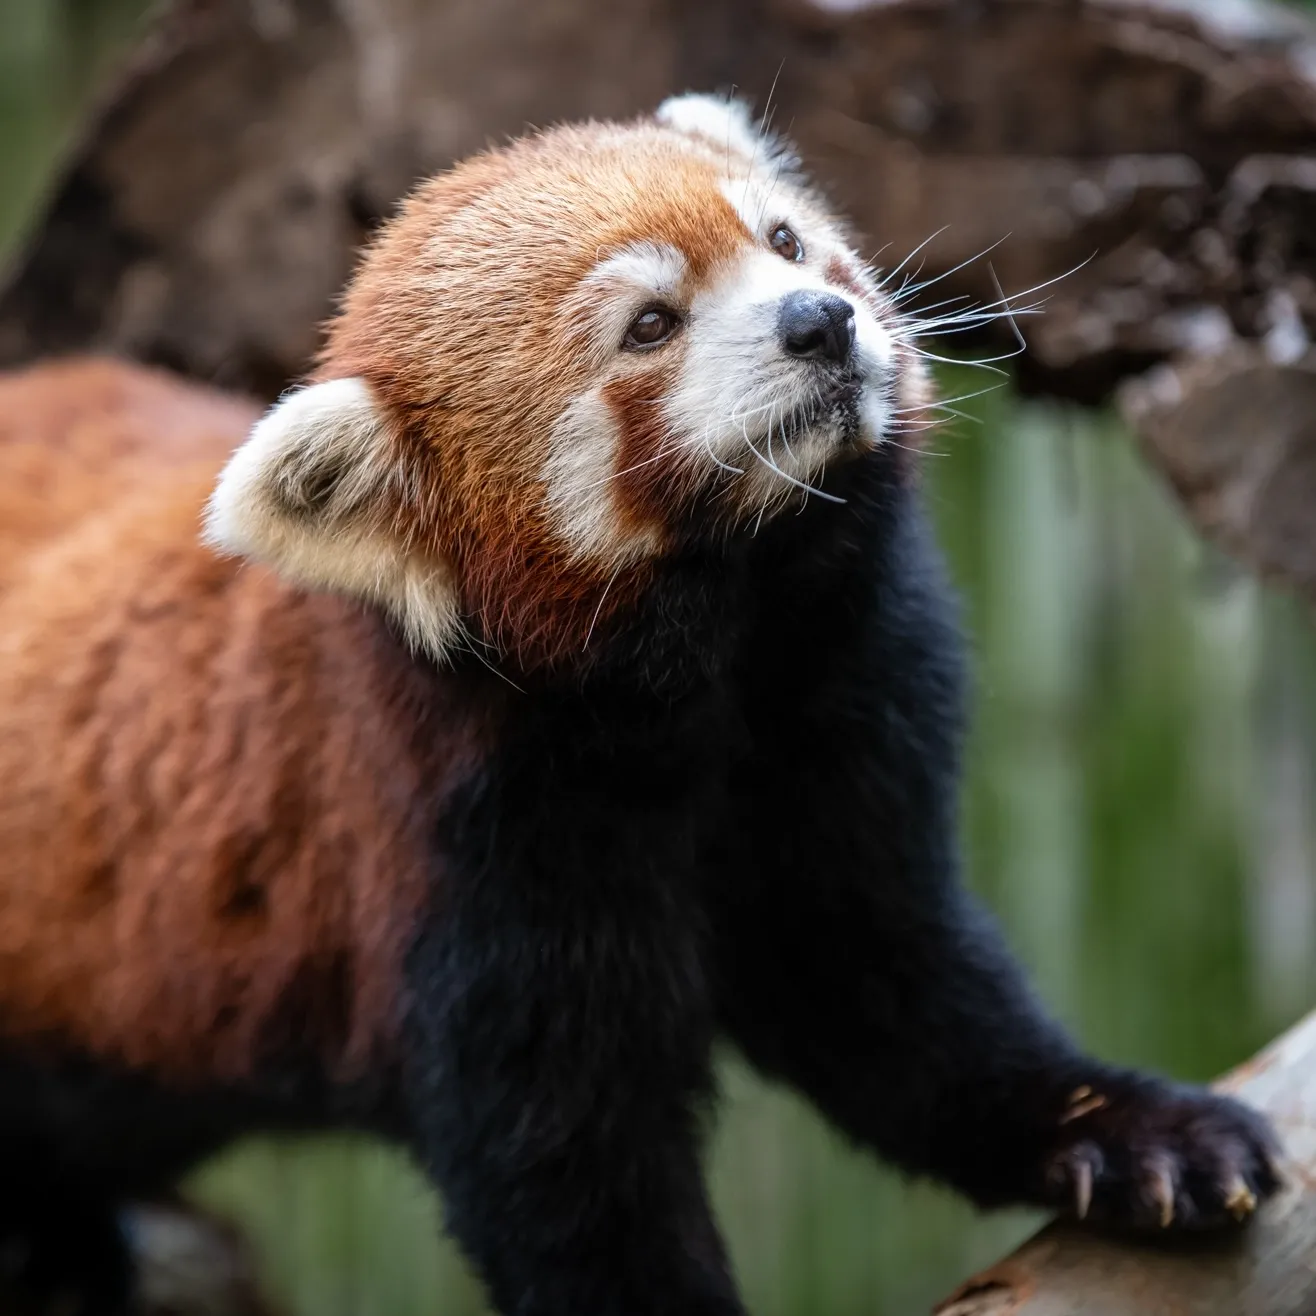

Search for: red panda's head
xmin=205 ymin=95 xmax=931 ymax=672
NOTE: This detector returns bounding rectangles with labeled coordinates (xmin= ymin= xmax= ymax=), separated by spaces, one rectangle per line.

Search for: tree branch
xmin=935 ymin=1008 xmax=1316 ymax=1316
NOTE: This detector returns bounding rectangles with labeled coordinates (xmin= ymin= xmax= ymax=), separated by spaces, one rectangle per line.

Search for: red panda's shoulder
xmin=0 ymin=356 xmax=260 ymax=584
xmin=0 ymin=362 xmax=481 ymax=1086
xmin=0 ymin=355 xmax=259 ymax=464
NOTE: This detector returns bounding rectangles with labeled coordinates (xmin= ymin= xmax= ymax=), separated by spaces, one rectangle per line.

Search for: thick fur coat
xmin=0 ymin=97 xmax=1280 ymax=1315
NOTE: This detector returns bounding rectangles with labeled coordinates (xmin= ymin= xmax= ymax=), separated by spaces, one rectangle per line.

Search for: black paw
xmin=1040 ymin=1077 xmax=1283 ymax=1233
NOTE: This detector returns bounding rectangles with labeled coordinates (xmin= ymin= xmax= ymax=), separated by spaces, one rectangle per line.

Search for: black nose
xmin=777 ymin=291 xmax=856 ymax=366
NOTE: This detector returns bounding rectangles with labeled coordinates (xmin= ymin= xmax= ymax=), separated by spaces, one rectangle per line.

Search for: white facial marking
xmin=720 ymin=177 xmax=777 ymax=243
xmin=542 ymin=388 xmax=664 ymax=568
xmin=543 ymin=242 xmax=693 ymax=565
xmin=584 ymin=242 xmax=687 ymax=297
xmin=663 ymin=240 xmax=895 ymax=512
xmin=561 ymin=241 xmax=688 ymax=369
xmin=547 ymin=112 xmax=907 ymax=549
xmin=853 ymin=303 xmax=896 ymax=440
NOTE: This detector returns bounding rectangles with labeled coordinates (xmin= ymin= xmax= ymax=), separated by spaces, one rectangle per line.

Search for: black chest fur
xmin=8 ymin=445 xmax=1279 ymax=1316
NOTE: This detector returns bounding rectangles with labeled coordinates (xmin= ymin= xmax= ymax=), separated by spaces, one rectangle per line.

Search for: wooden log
xmin=934 ymin=1008 xmax=1316 ymax=1316
xmin=1121 ymin=347 xmax=1316 ymax=606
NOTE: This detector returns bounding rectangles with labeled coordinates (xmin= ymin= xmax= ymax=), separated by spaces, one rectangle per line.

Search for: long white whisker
xmin=896 ymin=303 xmax=1046 ymax=337
xmin=749 ymin=412 xmax=773 ymax=537
xmin=892 ymin=260 xmax=930 ymax=302
xmin=745 ymin=427 xmax=845 ymax=505
xmin=742 ymin=67 xmax=783 ymax=211
xmin=884 ymin=435 xmax=949 ymax=457
xmin=909 ymin=254 xmax=1095 ymax=327
xmin=902 ymin=344 xmax=1016 ymax=373
xmin=891 ymin=382 xmax=1007 ymax=413
xmin=891 ymin=234 xmax=1011 ymax=304
xmin=583 ymin=566 xmax=622 ymax=651
xmin=876 ymin=227 xmax=949 ymax=290
xmin=723 ymin=82 xmax=738 ymax=182
xmin=990 ymin=261 xmax=1030 ymax=355
xmin=866 ymin=240 xmax=894 ymax=268
xmin=759 ymin=64 xmax=785 ymax=158
xmin=579 ymin=445 xmax=675 ymax=492
xmin=460 ymin=634 xmax=525 ymax=693
xmin=886 ymin=418 xmax=946 ymax=431
xmin=895 ymin=291 xmax=974 ymax=319
xmin=756 ymin=148 xmax=790 ymax=232
xmin=701 ymin=414 xmax=745 ymax=475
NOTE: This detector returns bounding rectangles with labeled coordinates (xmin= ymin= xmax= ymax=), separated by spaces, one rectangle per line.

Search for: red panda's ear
xmin=203 ymin=377 xmax=462 ymax=661
xmin=656 ymin=93 xmax=761 ymax=158
xmin=655 ymin=93 xmax=799 ymax=174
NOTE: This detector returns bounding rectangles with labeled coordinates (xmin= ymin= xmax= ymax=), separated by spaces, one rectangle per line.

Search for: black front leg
xmin=403 ymin=878 xmax=744 ymax=1316
xmin=715 ymin=864 xmax=1280 ymax=1231
xmin=714 ymin=495 xmax=1281 ymax=1233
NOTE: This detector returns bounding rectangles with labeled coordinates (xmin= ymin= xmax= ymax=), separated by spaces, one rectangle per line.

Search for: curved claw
xmin=1223 ymin=1176 xmax=1258 ymax=1222
xmin=1146 ymin=1157 xmax=1176 ymax=1228
xmin=1052 ymin=1147 xmax=1105 ymax=1226
xmin=1060 ymin=1086 xmax=1109 ymax=1125
xmin=1073 ymin=1156 xmax=1092 ymax=1220
xmin=1049 ymin=1142 xmax=1103 ymax=1221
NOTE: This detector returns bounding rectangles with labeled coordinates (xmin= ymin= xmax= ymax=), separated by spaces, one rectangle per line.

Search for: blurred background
xmin=2 ymin=1 xmax=1315 ymax=1314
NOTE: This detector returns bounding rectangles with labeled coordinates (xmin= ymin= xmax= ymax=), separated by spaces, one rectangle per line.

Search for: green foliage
xmin=0 ymin=0 xmax=148 ymax=250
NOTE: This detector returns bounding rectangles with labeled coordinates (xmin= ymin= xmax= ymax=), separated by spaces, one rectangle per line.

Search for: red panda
xmin=0 ymin=95 xmax=1281 ymax=1316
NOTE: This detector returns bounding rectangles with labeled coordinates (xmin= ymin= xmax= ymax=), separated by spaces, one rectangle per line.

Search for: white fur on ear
xmin=203 ymin=377 xmax=463 ymax=662
xmin=656 ymin=92 xmax=799 ymax=175
xmin=656 ymin=93 xmax=763 ymax=159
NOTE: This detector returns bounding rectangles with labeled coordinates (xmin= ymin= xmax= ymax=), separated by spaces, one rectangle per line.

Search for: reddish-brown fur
xmin=0 ymin=128 xmax=752 ymax=1080
xmin=0 ymin=359 xmax=257 ymax=589
xmin=325 ymin=127 xmax=751 ymax=664
xmin=0 ymin=359 xmax=484 ymax=1085
xmin=605 ymin=361 xmax=686 ymax=538
xmin=0 ymin=113 xmax=1282 ymax=1313
xmin=0 ymin=118 xmax=904 ymax=1088
xmin=0 ymin=123 xmax=761 ymax=1085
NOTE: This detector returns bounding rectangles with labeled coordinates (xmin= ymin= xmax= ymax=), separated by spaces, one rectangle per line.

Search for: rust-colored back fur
xmin=0 ymin=359 xmax=469 ymax=1084
xmin=0 ymin=358 xmax=256 ymax=589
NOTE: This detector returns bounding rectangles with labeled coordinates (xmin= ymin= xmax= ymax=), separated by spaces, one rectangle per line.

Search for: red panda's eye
xmin=770 ymin=226 xmax=803 ymax=262
xmin=623 ymin=308 xmax=680 ymax=349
